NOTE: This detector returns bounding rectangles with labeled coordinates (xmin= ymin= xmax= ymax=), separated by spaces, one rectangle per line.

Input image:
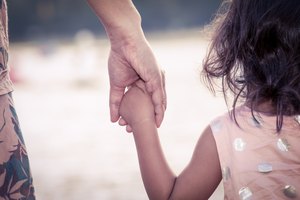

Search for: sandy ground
xmin=10 ymin=29 xmax=226 ymax=200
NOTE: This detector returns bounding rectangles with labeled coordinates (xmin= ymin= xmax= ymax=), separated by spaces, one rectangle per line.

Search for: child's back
xmin=211 ymin=106 xmax=300 ymax=199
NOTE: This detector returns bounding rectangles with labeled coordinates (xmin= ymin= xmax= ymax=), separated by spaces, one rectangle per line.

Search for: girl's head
xmin=202 ymin=0 xmax=300 ymax=131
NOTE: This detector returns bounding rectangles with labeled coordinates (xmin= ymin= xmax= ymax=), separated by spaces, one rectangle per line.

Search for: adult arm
xmin=86 ymin=0 xmax=166 ymax=127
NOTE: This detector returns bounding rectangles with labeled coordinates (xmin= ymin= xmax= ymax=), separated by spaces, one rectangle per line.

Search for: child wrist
xmin=131 ymin=118 xmax=156 ymax=129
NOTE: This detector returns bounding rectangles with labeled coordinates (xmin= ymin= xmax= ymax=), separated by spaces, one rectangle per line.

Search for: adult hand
xmin=86 ymin=0 xmax=166 ymax=128
xmin=108 ymin=34 xmax=166 ymax=129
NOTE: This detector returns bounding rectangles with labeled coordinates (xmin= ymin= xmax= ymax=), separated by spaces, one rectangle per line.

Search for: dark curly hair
xmin=202 ymin=0 xmax=300 ymax=131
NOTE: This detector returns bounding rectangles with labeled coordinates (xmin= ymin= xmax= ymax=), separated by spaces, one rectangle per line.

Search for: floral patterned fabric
xmin=0 ymin=0 xmax=13 ymax=96
xmin=0 ymin=93 xmax=35 ymax=199
xmin=0 ymin=0 xmax=35 ymax=199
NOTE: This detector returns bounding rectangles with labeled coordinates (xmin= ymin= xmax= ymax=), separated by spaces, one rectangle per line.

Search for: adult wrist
xmin=91 ymin=0 xmax=143 ymax=44
xmin=105 ymin=17 xmax=145 ymax=49
xmin=86 ymin=0 xmax=145 ymax=48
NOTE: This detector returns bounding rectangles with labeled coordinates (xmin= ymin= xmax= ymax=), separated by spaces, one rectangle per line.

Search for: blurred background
xmin=8 ymin=0 xmax=221 ymax=41
xmin=7 ymin=0 xmax=227 ymax=199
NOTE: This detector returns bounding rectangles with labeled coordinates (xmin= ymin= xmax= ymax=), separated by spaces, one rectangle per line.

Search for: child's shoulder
xmin=209 ymin=105 xmax=263 ymax=136
xmin=209 ymin=105 xmax=300 ymax=137
xmin=209 ymin=106 xmax=244 ymax=134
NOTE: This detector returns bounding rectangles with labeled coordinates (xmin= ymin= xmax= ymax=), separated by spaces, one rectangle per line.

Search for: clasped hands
xmin=108 ymin=35 xmax=166 ymax=132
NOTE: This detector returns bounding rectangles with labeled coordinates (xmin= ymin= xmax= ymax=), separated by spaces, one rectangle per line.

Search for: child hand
xmin=119 ymin=81 xmax=156 ymax=131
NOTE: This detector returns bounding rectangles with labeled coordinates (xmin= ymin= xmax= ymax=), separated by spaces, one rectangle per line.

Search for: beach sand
xmin=10 ymin=29 xmax=226 ymax=200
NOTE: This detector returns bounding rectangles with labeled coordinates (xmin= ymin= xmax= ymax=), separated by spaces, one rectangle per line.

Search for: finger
xmin=118 ymin=118 xmax=128 ymax=126
xmin=109 ymin=85 xmax=125 ymax=123
xmin=134 ymin=79 xmax=147 ymax=92
xmin=150 ymin=86 xmax=166 ymax=128
xmin=126 ymin=125 xmax=133 ymax=133
xmin=161 ymin=70 xmax=167 ymax=110
xmin=154 ymin=102 xmax=165 ymax=128
xmin=146 ymin=74 xmax=166 ymax=128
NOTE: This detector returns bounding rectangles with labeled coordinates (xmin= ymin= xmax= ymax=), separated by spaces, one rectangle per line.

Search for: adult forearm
xmin=86 ymin=0 xmax=143 ymax=42
xmin=132 ymin=122 xmax=176 ymax=200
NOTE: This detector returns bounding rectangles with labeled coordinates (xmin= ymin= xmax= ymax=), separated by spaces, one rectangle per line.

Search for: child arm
xmin=169 ymin=126 xmax=222 ymax=199
xmin=120 ymin=84 xmax=222 ymax=199
xmin=132 ymin=119 xmax=177 ymax=199
xmin=120 ymin=85 xmax=176 ymax=199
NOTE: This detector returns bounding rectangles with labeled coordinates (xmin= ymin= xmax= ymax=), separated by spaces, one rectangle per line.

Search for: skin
xmin=119 ymin=82 xmax=222 ymax=199
xmin=86 ymin=0 xmax=166 ymax=130
xmin=86 ymin=1 xmax=222 ymax=197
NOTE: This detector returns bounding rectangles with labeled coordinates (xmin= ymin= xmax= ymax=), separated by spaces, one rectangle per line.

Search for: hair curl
xmin=202 ymin=0 xmax=300 ymax=131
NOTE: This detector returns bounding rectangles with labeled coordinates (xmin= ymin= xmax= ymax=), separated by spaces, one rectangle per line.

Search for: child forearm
xmin=132 ymin=121 xmax=176 ymax=200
